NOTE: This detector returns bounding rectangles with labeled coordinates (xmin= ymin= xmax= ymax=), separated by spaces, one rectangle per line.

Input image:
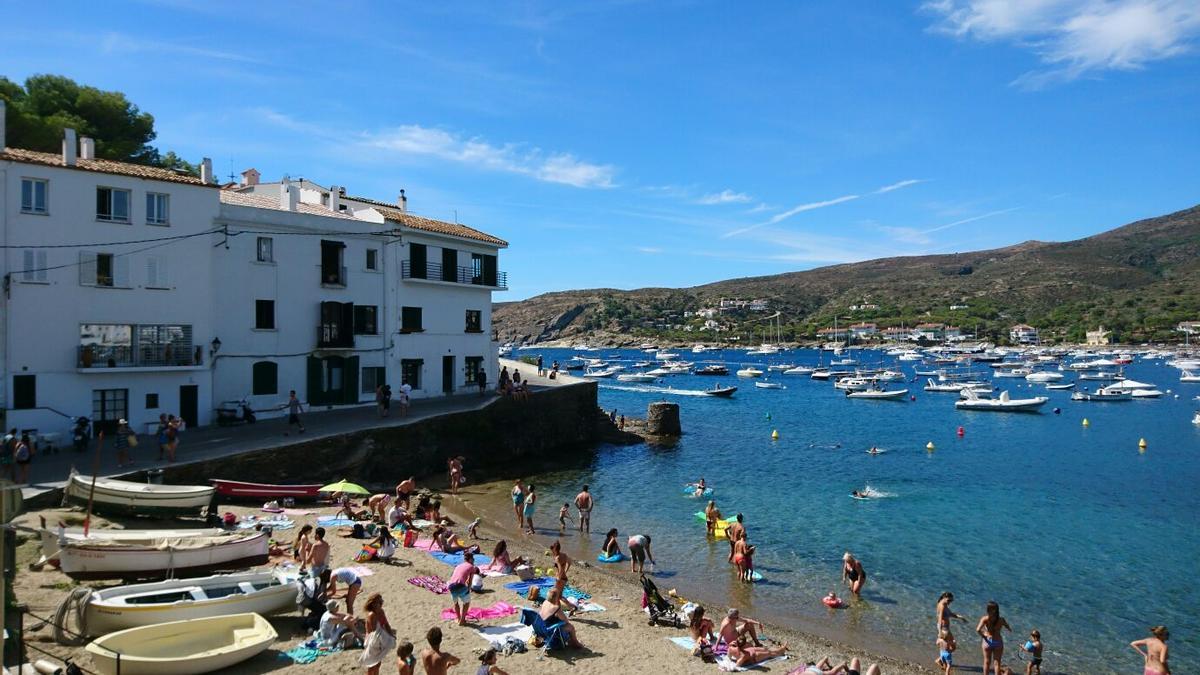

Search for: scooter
xmin=215 ymin=399 xmax=257 ymax=426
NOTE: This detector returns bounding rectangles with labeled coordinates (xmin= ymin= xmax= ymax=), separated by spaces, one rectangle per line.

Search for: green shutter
xmin=306 ymin=355 xmax=323 ymax=406
xmin=344 ymin=356 xmax=360 ymax=404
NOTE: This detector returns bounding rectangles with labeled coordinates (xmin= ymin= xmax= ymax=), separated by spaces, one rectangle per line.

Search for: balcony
xmin=320 ymin=265 xmax=348 ymax=287
xmin=78 ymin=343 xmax=202 ymax=369
xmin=401 ymin=261 xmax=508 ymax=289
xmin=317 ymin=324 xmax=354 ymax=349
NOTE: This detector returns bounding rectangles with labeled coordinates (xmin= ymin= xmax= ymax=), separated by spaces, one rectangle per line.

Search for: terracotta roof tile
xmin=1 ymin=147 xmax=214 ymax=187
xmin=372 ymin=205 xmax=507 ymax=247
xmin=219 ymin=190 xmax=359 ymax=220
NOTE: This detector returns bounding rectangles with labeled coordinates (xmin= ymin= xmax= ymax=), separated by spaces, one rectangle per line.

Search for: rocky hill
xmin=494 ymin=204 xmax=1200 ymax=345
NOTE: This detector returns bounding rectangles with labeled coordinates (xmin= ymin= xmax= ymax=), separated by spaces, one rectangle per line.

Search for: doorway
xmin=92 ymin=388 xmax=128 ymax=437
xmin=442 ymin=355 xmax=455 ymax=395
xmin=179 ymin=385 xmax=199 ymax=429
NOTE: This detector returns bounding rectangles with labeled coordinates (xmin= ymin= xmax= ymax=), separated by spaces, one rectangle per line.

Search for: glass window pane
xmin=35 ymin=181 xmax=46 ymax=211
xmin=21 ymin=180 xmax=32 ymax=210
xmin=114 ymin=190 xmax=129 ymax=220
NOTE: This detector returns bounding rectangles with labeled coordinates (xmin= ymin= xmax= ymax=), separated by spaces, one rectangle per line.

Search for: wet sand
xmin=12 ymin=487 xmax=930 ymax=675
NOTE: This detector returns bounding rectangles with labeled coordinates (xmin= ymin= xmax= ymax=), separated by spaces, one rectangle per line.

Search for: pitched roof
xmin=372 ymin=205 xmax=507 ymax=247
xmin=219 ymin=189 xmax=359 ymax=220
xmin=0 ymin=147 xmax=214 ymax=187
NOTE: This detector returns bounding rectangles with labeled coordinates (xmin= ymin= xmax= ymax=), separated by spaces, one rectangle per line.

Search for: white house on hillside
xmin=1010 ymin=324 xmax=1039 ymax=344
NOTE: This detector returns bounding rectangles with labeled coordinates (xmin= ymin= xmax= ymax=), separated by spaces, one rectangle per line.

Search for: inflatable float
xmin=597 ymin=552 xmax=625 ymax=563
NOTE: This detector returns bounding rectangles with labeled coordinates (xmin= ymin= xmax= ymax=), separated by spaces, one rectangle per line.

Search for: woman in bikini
xmin=601 ymin=529 xmax=622 ymax=558
xmin=704 ymin=500 xmax=722 ymax=537
xmin=549 ymin=540 xmax=571 ymax=594
xmin=1130 ymin=625 xmax=1170 ymax=675
xmin=726 ymin=635 xmax=788 ymax=668
xmin=842 ymin=552 xmax=866 ymax=596
xmin=975 ymin=600 xmax=1012 ymax=675
xmin=689 ymin=605 xmax=716 ymax=660
xmin=522 ymin=485 xmax=537 ymax=534
xmin=511 ymin=479 xmax=526 ymax=529
xmin=293 ymin=524 xmax=313 ymax=572
xmin=936 ymin=591 xmax=966 ymax=634
xmin=484 ymin=540 xmax=528 ymax=574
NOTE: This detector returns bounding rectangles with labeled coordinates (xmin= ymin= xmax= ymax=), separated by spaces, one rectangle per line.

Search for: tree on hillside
xmin=0 ymin=74 xmax=197 ymax=175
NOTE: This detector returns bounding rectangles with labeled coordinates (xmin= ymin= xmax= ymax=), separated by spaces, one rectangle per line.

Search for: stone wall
xmin=158 ymin=381 xmax=602 ymax=491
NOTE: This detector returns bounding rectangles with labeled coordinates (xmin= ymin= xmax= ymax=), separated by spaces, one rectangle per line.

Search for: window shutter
xmin=22 ymin=250 xmax=34 ymax=282
xmin=114 ymin=256 xmax=130 ymax=288
xmin=146 ymin=256 xmax=159 ymax=287
xmin=35 ymin=251 xmax=47 ymax=281
xmin=79 ymin=252 xmax=98 ymax=286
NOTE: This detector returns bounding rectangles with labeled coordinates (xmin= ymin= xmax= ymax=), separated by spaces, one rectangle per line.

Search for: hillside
xmin=493 ymin=204 xmax=1200 ymax=345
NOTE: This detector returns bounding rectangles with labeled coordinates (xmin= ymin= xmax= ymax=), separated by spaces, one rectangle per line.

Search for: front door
xmin=179 ymin=385 xmax=198 ymax=429
xmin=442 ymin=356 xmax=455 ymax=395
xmin=92 ymin=388 xmax=128 ymax=437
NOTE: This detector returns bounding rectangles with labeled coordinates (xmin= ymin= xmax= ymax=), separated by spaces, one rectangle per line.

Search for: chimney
xmin=240 ymin=168 xmax=260 ymax=187
xmin=1 ymin=99 xmax=7 ymax=149
xmin=329 ymin=185 xmax=341 ymax=213
xmin=79 ymin=137 xmax=95 ymax=160
xmin=200 ymin=157 xmax=213 ymax=184
xmin=280 ymin=176 xmax=297 ymax=211
xmin=62 ymin=128 xmax=78 ymax=166
xmin=398 ymin=188 xmax=407 ymax=214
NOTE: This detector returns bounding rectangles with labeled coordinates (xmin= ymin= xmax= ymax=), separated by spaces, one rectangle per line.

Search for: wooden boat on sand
xmin=65 ymin=472 xmax=214 ymax=517
xmin=85 ymin=612 xmax=276 ymax=675
xmin=59 ymin=531 xmax=268 ymax=581
xmin=209 ymin=479 xmax=322 ymax=501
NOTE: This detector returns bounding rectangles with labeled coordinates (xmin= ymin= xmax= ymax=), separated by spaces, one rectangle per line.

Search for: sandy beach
xmin=12 ymin=481 xmax=929 ymax=675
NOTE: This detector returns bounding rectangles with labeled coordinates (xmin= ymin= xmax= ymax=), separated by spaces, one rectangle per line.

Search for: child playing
xmin=466 ymin=517 xmax=481 ymax=539
xmin=936 ymin=628 xmax=956 ymax=674
xmin=1021 ymin=630 xmax=1043 ymax=675
xmin=558 ymin=503 xmax=574 ymax=534
xmin=396 ymin=641 xmax=415 ymax=675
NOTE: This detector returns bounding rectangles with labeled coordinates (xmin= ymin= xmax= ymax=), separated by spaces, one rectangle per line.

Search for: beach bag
xmin=126 ymin=434 xmax=138 ymax=447
xmin=403 ymin=529 xmax=417 ymax=548
xmin=355 ymin=546 xmax=377 ymax=563
xmin=514 ymin=564 xmax=534 ymax=580
xmin=470 ymin=574 xmax=484 ymax=592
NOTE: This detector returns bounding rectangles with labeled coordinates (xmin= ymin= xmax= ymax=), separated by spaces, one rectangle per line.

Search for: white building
xmin=849 ymin=322 xmax=878 ymax=338
xmin=1086 ymin=326 xmax=1111 ymax=346
xmin=1 ymin=125 xmax=220 ymax=438
xmin=0 ymin=115 xmax=507 ymax=440
xmin=1010 ymin=324 xmax=1039 ymax=344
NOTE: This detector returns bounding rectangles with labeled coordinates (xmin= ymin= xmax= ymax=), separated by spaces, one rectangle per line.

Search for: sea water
xmin=516 ymin=348 xmax=1199 ymax=673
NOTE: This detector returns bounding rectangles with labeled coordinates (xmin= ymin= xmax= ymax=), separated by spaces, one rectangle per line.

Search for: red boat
xmin=210 ymin=479 xmax=323 ymax=500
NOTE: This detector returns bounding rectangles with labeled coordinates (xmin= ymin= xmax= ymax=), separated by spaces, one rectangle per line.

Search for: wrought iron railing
xmin=401 ymin=261 xmax=507 ymax=289
xmin=78 ymin=343 xmax=201 ymax=368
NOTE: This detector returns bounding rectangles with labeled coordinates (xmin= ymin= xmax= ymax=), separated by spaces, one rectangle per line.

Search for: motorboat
xmin=58 ymin=531 xmax=269 ymax=581
xmin=691 ymin=345 xmax=711 ymax=353
xmin=924 ymin=379 xmax=991 ymax=393
xmin=210 ymin=479 xmax=322 ymax=501
xmin=830 ymin=358 xmax=859 ymax=367
xmin=956 ymin=390 xmax=1048 ymax=412
xmin=1180 ymin=371 xmax=1200 ymax=382
xmin=1079 ymin=370 xmax=1124 ymax=381
xmin=65 ymin=473 xmax=214 ymax=518
xmin=913 ymin=367 xmax=939 ymax=376
xmin=1104 ymin=379 xmax=1157 ymax=392
xmin=736 ymin=367 xmax=764 ymax=378
xmin=993 ymin=367 xmax=1032 ymax=378
xmin=846 ymin=388 xmax=908 ymax=400
xmin=582 ymin=367 xmax=618 ymax=378
xmin=1071 ymin=388 xmax=1133 ymax=402
xmin=809 ymin=369 xmax=832 ymax=380
xmin=1046 ymin=382 xmax=1077 ymax=390
xmin=1131 ymin=389 xmax=1164 ymax=398
xmin=655 ymin=351 xmax=680 ymax=361
xmin=85 ymin=612 xmax=277 ymax=675
xmin=834 ymin=377 xmax=873 ymax=392
xmin=767 ymin=363 xmax=794 ymax=372
xmin=617 ymin=372 xmax=658 ymax=383
xmin=783 ymin=365 xmax=815 ymax=375
xmin=645 ymin=367 xmax=673 ymax=376
xmin=38 ymin=526 xmax=225 ymax=566
xmin=754 ymin=381 xmax=786 ymax=389
xmin=704 ymin=385 xmax=738 ymax=398
xmin=897 ymin=351 xmax=923 ymax=361
xmin=83 ymin=569 xmax=297 ymax=636
xmin=696 ymin=364 xmax=729 ymax=375
xmin=1025 ymin=371 xmax=1064 ymax=383
xmin=875 ymin=370 xmax=906 ymax=382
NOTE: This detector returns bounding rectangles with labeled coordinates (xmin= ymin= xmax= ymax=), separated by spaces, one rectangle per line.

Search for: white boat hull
xmin=847 ymin=389 xmax=909 ymax=400
xmin=85 ymin=570 xmax=296 ymax=635
xmin=40 ymin=527 xmax=225 ymax=564
xmin=59 ymin=531 xmax=269 ymax=581
xmin=85 ymin=612 xmax=277 ymax=675
xmin=65 ymin=473 xmax=214 ymax=517
xmin=736 ymin=369 xmax=764 ymax=378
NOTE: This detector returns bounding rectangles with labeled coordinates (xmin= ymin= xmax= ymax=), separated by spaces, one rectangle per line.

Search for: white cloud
xmin=924 ymin=1 xmax=1200 ymax=87
xmin=874 ymin=178 xmax=926 ymax=194
xmin=99 ymin=31 xmax=263 ymax=64
xmin=879 ymin=206 xmax=1021 ymax=245
xmin=635 ymin=246 xmax=663 ymax=254
xmin=722 ymin=195 xmax=859 ymax=238
xmin=746 ymin=203 xmax=774 ymax=214
xmin=697 ymin=189 xmax=754 ymax=205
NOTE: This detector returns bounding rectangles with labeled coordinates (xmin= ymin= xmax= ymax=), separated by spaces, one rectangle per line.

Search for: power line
xmin=0 ymin=228 xmax=221 ymax=249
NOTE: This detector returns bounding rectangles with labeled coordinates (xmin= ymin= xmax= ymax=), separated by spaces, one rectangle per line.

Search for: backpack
xmin=14 ymin=443 xmax=30 ymax=462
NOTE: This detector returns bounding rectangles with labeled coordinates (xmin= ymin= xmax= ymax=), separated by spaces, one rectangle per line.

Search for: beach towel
xmin=281 ymin=638 xmax=341 ymax=664
xmin=237 ymin=515 xmax=295 ymax=530
xmin=358 ymin=625 xmax=397 ymax=668
xmin=502 ymin=578 xmax=592 ymax=601
xmin=476 ymin=622 xmax=534 ymax=646
xmin=668 ymin=636 xmax=728 ymax=657
xmin=317 ymin=516 xmax=356 ymax=527
xmin=282 ymin=508 xmax=318 ymax=516
xmin=408 ymin=575 xmax=448 ymax=594
xmin=429 ymin=551 xmax=492 ymax=567
xmin=716 ymin=654 xmax=789 ymax=672
xmin=411 ymin=537 xmax=439 ymax=551
xmin=576 ymin=601 xmax=606 ymax=613
xmin=346 ymin=565 xmax=374 ymax=577
xmin=440 ymin=601 xmax=518 ymax=622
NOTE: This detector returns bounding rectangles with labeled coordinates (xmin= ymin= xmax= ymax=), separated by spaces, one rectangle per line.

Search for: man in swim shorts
xmin=726 ymin=513 xmax=745 ymax=563
xmin=395 ymin=477 xmax=416 ymax=508
xmin=719 ymin=608 xmax=763 ymax=647
xmin=574 ymin=485 xmax=593 ymax=533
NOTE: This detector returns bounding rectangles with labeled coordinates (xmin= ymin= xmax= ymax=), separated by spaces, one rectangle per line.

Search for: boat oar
xmin=83 ymin=431 xmax=105 ymax=538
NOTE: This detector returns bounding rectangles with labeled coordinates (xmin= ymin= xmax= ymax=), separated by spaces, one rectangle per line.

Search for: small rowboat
xmin=65 ymin=472 xmax=214 ymax=517
xmin=59 ymin=531 xmax=269 ymax=581
xmin=84 ymin=570 xmax=296 ymax=636
xmin=755 ymin=381 xmax=785 ymax=389
xmin=39 ymin=526 xmax=225 ymax=566
xmin=210 ymin=479 xmax=322 ymax=501
xmin=85 ymin=612 xmax=277 ymax=675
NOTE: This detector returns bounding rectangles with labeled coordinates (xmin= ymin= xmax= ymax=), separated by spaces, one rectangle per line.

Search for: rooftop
xmin=372 ymin=204 xmax=508 ymax=247
xmin=0 ymin=147 xmax=214 ymax=187
xmin=220 ymin=189 xmax=359 ymax=220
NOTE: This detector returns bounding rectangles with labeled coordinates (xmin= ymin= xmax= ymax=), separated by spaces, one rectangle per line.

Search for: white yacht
xmin=956 ymin=389 xmax=1048 ymax=412
xmin=1025 ymin=371 xmax=1064 ymax=383
xmin=736 ymin=367 xmax=765 ymax=378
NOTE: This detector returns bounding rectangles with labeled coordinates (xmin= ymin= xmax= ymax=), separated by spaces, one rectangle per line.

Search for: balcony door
xmin=92 ymin=388 xmax=128 ymax=436
xmin=442 ymin=355 xmax=455 ymax=395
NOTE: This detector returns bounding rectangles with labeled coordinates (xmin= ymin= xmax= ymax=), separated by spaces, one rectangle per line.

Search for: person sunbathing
xmin=538 ymin=587 xmax=584 ymax=649
xmin=484 ymin=540 xmax=528 ymax=574
xmin=431 ymin=525 xmax=477 ymax=554
xmin=727 ymin=636 xmax=787 ymax=667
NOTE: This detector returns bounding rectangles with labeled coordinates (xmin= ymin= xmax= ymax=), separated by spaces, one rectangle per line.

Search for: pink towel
xmin=440 ymin=601 xmax=517 ymax=622
xmin=412 ymin=538 xmax=439 ymax=551
xmin=408 ymin=576 xmax=448 ymax=594
xmin=282 ymin=508 xmax=318 ymax=516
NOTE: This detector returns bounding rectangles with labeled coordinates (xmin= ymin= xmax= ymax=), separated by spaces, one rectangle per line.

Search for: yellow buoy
xmin=771 ymin=429 xmax=780 ymax=440
xmin=1082 ymin=418 xmax=1090 ymax=427
xmin=926 ymin=441 xmax=935 ymax=451
xmin=1139 ymin=438 xmax=1147 ymax=449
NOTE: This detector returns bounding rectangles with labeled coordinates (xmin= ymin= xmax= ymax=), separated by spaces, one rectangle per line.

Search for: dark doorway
xmin=92 ymin=388 xmax=128 ymax=437
xmin=179 ymin=385 xmax=199 ymax=429
xmin=442 ymin=355 xmax=455 ymax=395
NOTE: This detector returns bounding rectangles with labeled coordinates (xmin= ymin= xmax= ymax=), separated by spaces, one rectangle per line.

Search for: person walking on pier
xmin=286 ymin=390 xmax=306 ymax=434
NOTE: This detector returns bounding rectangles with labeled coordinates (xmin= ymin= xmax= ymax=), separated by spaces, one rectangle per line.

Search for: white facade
xmin=1010 ymin=324 xmax=1039 ymax=344
xmin=0 ymin=125 xmax=507 ymax=442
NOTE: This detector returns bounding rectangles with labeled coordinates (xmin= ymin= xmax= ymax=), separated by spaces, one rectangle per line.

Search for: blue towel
xmin=317 ymin=516 xmax=356 ymax=527
xmin=429 ymin=551 xmax=493 ymax=567
xmin=503 ymin=578 xmax=592 ymax=601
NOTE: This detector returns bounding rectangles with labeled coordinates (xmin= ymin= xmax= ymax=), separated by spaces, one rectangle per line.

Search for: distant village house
xmin=1010 ymin=324 xmax=1039 ymax=344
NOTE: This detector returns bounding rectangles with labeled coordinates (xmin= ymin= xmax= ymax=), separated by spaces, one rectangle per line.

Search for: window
xmin=21 ymin=178 xmax=48 ymax=214
xmin=145 ymin=255 xmax=169 ymax=288
xmin=409 ymin=243 xmax=427 ymax=279
xmin=96 ymin=187 xmax=131 ymax=222
xmin=92 ymin=388 xmax=128 ymax=435
xmin=362 ymin=366 xmax=386 ymax=394
xmin=146 ymin=192 xmax=169 ymax=225
xmin=365 ymin=249 xmax=378 ymax=271
xmin=21 ymin=249 xmax=48 ymax=283
xmin=354 ymin=305 xmax=378 ymax=335
xmin=472 ymin=253 xmax=498 ymax=286
xmin=465 ymin=356 xmax=484 ymax=384
xmin=401 ymin=359 xmax=422 ymax=390
xmin=441 ymin=247 xmax=457 ymax=282
xmin=256 ymin=237 xmax=274 ymax=263
xmin=255 ymin=300 xmax=275 ymax=330
xmin=79 ymin=252 xmax=128 ymax=287
xmin=320 ymin=240 xmax=346 ymax=286
xmin=319 ymin=301 xmax=354 ymax=348
xmin=465 ymin=309 xmax=482 ymax=333
xmin=12 ymin=375 xmax=36 ymax=410
xmin=401 ymin=306 xmax=423 ymax=332
xmin=252 ymin=361 xmax=278 ymax=396
xmin=145 ymin=393 xmax=159 ymax=409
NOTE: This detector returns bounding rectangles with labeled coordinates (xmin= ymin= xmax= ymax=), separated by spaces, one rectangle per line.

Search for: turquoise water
xmin=520 ymin=348 xmax=1199 ymax=674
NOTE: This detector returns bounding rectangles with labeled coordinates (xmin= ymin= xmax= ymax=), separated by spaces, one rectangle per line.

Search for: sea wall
xmin=157 ymin=381 xmax=603 ymax=490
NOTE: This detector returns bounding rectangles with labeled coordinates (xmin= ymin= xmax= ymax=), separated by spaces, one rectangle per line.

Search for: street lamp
xmin=210 ymin=337 xmax=222 ymax=357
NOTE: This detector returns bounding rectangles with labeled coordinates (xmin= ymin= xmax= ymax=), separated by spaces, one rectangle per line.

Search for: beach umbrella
xmin=319 ymin=479 xmax=370 ymax=495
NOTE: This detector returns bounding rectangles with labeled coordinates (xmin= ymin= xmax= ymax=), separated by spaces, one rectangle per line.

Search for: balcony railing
xmin=317 ymin=325 xmax=354 ymax=349
xmin=78 ymin=343 xmax=201 ymax=368
xmin=320 ymin=265 xmax=348 ymax=287
xmin=401 ymin=261 xmax=507 ymax=289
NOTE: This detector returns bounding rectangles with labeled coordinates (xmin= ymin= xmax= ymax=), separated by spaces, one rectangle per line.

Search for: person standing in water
xmin=574 ymin=484 xmax=593 ymax=533
xmin=522 ymin=484 xmax=537 ymax=534
xmin=975 ymin=600 xmax=1012 ymax=675
xmin=726 ymin=513 xmax=745 ymax=563
xmin=936 ymin=592 xmax=967 ymax=634
xmin=510 ymin=479 xmax=526 ymax=529
xmin=627 ymin=533 xmax=654 ymax=574
xmin=1130 ymin=625 xmax=1170 ymax=675
xmin=842 ymin=552 xmax=866 ymax=596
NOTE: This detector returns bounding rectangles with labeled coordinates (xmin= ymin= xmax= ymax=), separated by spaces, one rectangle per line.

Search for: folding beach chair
xmin=519 ymin=607 xmax=568 ymax=655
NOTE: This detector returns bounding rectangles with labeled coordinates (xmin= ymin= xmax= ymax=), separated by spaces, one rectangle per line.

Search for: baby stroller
xmin=640 ymin=574 xmax=683 ymax=627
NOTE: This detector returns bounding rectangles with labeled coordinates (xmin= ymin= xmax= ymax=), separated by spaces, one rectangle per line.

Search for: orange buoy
xmin=956 ymin=426 xmax=965 ymax=437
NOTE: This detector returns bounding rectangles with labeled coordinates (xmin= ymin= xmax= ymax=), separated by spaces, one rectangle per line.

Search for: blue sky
xmin=4 ymin=1 xmax=1199 ymax=299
